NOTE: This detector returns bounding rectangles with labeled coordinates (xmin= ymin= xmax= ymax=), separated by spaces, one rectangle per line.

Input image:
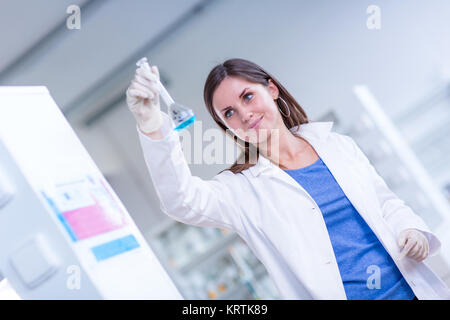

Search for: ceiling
xmin=0 ymin=0 xmax=210 ymax=118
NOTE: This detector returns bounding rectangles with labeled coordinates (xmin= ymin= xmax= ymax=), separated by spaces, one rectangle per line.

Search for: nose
xmin=241 ymin=108 xmax=254 ymax=125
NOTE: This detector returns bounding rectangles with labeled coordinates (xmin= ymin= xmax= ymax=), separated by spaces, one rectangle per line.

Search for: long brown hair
xmin=203 ymin=58 xmax=309 ymax=174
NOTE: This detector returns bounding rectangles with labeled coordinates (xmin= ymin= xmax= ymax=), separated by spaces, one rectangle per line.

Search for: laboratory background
xmin=0 ymin=0 xmax=450 ymax=300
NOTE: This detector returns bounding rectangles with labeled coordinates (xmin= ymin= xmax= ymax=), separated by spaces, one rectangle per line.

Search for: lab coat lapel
xmin=251 ymin=121 xmax=370 ymax=227
xmin=301 ymin=125 xmax=373 ymax=230
xmin=249 ymin=122 xmax=334 ymax=193
xmin=249 ymin=122 xmax=333 ymax=199
xmin=310 ymin=137 xmax=372 ymax=228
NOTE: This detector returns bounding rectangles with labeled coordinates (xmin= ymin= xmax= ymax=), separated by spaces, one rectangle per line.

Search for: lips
xmin=248 ymin=116 xmax=263 ymax=129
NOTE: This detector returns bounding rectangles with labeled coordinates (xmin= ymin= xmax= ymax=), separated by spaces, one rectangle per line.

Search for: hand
xmin=397 ymin=229 xmax=429 ymax=262
xmin=126 ymin=63 xmax=163 ymax=133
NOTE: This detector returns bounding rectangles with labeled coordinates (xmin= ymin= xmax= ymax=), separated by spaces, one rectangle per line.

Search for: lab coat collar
xmin=248 ymin=121 xmax=334 ymax=177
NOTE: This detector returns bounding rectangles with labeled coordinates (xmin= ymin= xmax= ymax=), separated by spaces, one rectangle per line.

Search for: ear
xmin=267 ymin=79 xmax=279 ymax=100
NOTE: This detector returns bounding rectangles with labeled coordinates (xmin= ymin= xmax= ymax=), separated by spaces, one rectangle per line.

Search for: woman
xmin=126 ymin=58 xmax=450 ymax=300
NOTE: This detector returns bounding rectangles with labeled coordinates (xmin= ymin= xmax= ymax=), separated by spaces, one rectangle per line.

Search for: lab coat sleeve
xmin=342 ymin=134 xmax=441 ymax=256
xmin=136 ymin=112 xmax=244 ymax=233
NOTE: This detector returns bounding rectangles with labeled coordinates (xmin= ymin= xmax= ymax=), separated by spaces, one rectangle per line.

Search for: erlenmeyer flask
xmin=136 ymin=57 xmax=196 ymax=131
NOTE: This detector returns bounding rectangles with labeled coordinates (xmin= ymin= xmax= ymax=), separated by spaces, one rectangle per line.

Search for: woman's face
xmin=212 ymin=76 xmax=282 ymax=143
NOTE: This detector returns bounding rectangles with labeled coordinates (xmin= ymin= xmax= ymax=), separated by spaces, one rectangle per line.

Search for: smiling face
xmin=212 ymin=76 xmax=283 ymax=143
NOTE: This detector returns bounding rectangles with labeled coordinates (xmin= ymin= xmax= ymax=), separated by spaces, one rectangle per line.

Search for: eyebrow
xmin=220 ymin=87 xmax=250 ymax=112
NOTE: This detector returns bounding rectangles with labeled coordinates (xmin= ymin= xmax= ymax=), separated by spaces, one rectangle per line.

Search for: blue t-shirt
xmin=284 ymin=157 xmax=415 ymax=300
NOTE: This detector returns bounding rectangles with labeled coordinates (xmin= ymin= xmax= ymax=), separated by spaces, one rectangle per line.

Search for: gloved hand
xmin=126 ymin=63 xmax=163 ymax=133
xmin=397 ymin=228 xmax=429 ymax=262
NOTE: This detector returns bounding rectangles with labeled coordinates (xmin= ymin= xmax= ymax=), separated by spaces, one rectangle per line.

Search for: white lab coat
xmin=137 ymin=112 xmax=450 ymax=300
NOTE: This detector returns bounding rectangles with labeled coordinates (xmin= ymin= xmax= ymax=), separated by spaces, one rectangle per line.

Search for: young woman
xmin=126 ymin=58 xmax=450 ymax=300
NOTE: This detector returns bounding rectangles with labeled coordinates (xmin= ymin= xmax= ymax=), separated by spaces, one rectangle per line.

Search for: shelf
xmin=144 ymin=219 xmax=275 ymax=300
xmin=218 ymin=282 xmax=251 ymax=300
xmin=146 ymin=218 xmax=177 ymax=238
xmin=218 ymin=264 xmax=271 ymax=300
xmin=178 ymin=232 xmax=239 ymax=273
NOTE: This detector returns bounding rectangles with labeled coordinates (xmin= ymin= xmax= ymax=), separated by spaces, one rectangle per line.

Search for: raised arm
xmin=126 ymin=61 xmax=245 ymax=233
xmin=137 ymin=112 xmax=244 ymax=232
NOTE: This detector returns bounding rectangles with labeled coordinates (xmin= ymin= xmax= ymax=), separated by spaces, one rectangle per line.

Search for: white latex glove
xmin=397 ymin=228 xmax=429 ymax=262
xmin=126 ymin=63 xmax=163 ymax=133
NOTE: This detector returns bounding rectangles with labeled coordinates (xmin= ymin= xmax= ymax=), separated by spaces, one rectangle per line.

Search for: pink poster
xmin=46 ymin=176 xmax=127 ymax=241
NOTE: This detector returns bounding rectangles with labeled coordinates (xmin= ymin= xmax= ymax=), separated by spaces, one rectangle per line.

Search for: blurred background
xmin=1 ymin=0 xmax=449 ymax=299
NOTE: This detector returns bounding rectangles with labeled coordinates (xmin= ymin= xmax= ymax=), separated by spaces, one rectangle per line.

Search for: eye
xmin=223 ymin=93 xmax=252 ymax=119
xmin=224 ymin=108 xmax=234 ymax=118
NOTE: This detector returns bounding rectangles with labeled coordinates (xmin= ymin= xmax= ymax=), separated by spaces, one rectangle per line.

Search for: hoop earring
xmin=277 ymin=97 xmax=291 ymax=117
